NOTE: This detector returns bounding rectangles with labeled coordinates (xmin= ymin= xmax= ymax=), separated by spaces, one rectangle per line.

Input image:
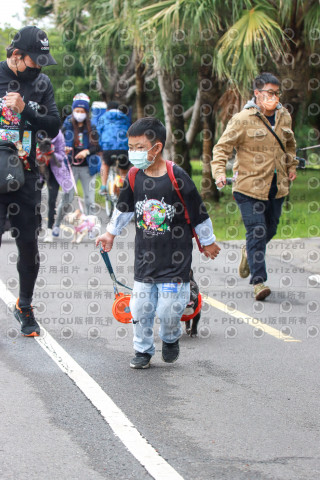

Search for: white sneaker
xmin=52 ymin=226 xmax=60 ymax=237
xmin=44 ymin=228 xmax=53 ymax=243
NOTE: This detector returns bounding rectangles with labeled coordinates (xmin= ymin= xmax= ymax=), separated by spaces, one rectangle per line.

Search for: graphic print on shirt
xmin=0 ymin=96 xmax=39 ymax=155
xmin=135 ymin=195 xmax=176 ymax=235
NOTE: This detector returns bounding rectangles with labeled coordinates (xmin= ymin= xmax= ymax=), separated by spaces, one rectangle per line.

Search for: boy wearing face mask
xmin=211 ymin=72 xmax=298 ymax=301
xmin=0 ymin=26 xmax=60 ymax=336
xmin=96 ymin=117 xmax=221 ymax=369
xmin=52 ymin=93 xmax=100 ymax=237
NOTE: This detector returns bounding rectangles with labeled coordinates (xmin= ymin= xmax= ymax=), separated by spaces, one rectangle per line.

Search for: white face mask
xmin=73 ymin=112 xmax=86 ymax=123
xmin=128 ymin=143 xmax=160 ymax=170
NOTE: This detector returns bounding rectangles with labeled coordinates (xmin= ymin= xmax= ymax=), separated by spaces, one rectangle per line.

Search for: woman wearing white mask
xmin=52 ymin=93 xmax=101 ymax=237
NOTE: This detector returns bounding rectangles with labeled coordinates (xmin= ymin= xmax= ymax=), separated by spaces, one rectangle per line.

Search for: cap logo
xmin=40 ymin=39 xmax=49 ymax=47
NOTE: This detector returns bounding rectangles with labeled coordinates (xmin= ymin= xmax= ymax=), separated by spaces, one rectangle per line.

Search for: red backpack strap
xmin=128 ymin=167 xmax=139 ymax=191
xmin=166 ymin=160 xmax=190 ymax=224
xmin=166 ymin=160 xmax=203 ymax=253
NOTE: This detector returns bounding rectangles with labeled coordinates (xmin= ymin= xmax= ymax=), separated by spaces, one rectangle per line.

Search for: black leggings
xmin=0 ymin=173 xmax=41 ymax=307
xmin=47 ymin=167 xmax=60 ymax=229
xmin=16 ymin=239 xmax=40 ymax=307
xmin=0 ymin=235 xmax=40 ymax=307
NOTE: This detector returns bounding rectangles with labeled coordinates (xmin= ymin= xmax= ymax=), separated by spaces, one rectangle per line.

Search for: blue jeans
xmin=129 ymin=281 xmax=190 ymax=356
xmin=234 ymin=175 xmax=284 ymax=285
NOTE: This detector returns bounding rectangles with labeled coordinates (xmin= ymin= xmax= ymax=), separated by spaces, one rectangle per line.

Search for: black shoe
xmin=14 ymin=299 xmax=40 ymax=337
xmin=130 ymin=352 xmax=151 ymax=369
xmin=162 ymin=340 xmax=180 ymax=363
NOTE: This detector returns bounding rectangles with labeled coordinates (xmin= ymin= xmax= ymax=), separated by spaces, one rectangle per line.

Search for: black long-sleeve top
xmin=0 ymin=61 xmax=60 ymax=169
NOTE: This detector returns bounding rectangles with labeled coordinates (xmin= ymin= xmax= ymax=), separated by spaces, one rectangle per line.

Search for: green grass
xmin=191 ymin=160 xmax=320 ymax=241
xmin=77 ymin=162 xmax=320 ymax=241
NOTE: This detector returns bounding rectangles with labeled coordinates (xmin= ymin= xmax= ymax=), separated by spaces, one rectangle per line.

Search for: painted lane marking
xmin=0 ymin=280 xmax=184 ymax=480
xmin=202 ymin=294 xmax=302 ymax=343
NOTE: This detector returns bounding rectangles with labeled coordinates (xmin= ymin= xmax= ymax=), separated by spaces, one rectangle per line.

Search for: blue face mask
xmin=128 ymin=143 xmax=160 ymax=170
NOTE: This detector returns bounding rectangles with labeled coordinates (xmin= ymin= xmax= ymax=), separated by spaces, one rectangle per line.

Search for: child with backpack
xmin=96 ymin=117 xmax=220 ymax=369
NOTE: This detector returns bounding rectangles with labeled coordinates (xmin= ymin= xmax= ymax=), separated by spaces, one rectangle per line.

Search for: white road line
xmin=0 ymin=280 xmax=184 ymax=480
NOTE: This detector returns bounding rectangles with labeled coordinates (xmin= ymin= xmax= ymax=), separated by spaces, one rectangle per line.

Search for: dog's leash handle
xmin=100 ymin=249 xmax=115 ymax=277
xmin=100 ymin=248 xmax=133 ymax=292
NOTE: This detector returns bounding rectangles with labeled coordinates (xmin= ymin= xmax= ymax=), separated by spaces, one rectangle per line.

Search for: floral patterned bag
xmin=0 ymin=101 xmax=28 ymax=194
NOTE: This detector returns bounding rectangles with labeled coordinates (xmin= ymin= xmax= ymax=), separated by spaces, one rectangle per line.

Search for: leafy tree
xmin=76 ymin=0 xmax=149 ymax=118
xmin=0 ymin=26 xmax=21 ymax=60
xmin=41 ymin=28 xmax=100 ymax=118
xmin=216 ymin=0 xmax=320 ymax=127
xmin=138 ymin=0 xmax=230 ymax=190
xmin=25 ymin=0 xmax=320 ymax=194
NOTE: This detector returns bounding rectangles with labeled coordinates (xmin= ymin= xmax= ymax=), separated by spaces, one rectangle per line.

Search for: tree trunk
xmin=156 ymin=68 xmax=173 ymax=159
xmin=156 ymin=66 xmax=191 ymax=175
xmin=199 ymin=68 xmax=221 ymax=201
xmin=276 ymin=11 xmax=310 ymax=129
xmin=201 ymin=106 xmax=218 ymax=200
xmin=276 ymin=47 xmax=310 ymax=129
xmin=96 ymin=51 xmax=135 ymax=105
xmin=135 ymin=48 xmax=146 ymax=119
xmin=186 ymin=88 xmax=201 ymax=148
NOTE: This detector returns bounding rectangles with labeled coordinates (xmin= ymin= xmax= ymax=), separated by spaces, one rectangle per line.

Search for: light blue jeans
xmin=130 ymin=281 xmax=190 ymax=356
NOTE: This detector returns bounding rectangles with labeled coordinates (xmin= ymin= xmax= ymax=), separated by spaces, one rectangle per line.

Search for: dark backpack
xmin=0 ymin=141 xmax=25 ymax=194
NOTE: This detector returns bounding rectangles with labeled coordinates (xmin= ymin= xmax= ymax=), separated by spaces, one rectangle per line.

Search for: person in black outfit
xmin=0 ymin=26 xmax=60 ymax=336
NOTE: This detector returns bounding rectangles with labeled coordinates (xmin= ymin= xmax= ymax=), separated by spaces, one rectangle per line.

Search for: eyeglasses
xmin=259 ymin=89 xmax=282 ymax=98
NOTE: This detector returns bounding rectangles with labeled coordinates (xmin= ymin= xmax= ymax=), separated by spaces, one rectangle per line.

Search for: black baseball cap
xmin=11 ymin=26 xmax=57 ymax=67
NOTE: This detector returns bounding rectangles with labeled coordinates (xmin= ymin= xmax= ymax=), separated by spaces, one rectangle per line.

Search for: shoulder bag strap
xmin=166 ymin=160 xmax=203 ymax=253
xmin=166 ymin=160 xmax=190 ymax=224
xmin=128 ymin=166 xmax=139 ymax=191
xmin=18 ymin=92 xmax=28 ymax=144
xmin=255 ymin=112 xmax=286 ymax=153
xmin=17 ymin=93 xmax=39 ymax=175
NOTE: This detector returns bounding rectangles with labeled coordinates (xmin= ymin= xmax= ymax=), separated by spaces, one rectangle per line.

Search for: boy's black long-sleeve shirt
xmin=116 ymin=164 xmax=210 ymax=283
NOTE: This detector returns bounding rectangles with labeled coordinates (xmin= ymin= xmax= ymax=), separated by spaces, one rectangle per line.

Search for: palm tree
xmin=25 ymin=0 xmax=55 ymax=17
xmin=139 ymin=0 xmax=233 ymax=190
xmin=27 ymin=0 xmax=149 ymax=113
xmin=78 ymin=0 xmax=149 ymax=116
xmin=27 ymin=0 xmax=319 ymax=180
xmin=215 ymin=0 xmax=320 ymax=126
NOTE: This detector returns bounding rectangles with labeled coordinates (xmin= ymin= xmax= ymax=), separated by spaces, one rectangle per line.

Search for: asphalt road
xmin=0 ymin=201 xmax=320 ymax=480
